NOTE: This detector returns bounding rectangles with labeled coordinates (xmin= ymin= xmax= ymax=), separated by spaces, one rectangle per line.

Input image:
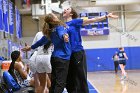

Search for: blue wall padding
xmin=85 ymin=47 xmax=140 ymax=72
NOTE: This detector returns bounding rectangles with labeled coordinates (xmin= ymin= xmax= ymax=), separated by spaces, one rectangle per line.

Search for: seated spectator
xmin=8 ymin=51 xmax=34 ymax=87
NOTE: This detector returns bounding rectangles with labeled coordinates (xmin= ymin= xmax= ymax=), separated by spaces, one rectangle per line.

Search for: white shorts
xmin=29 ymin=51 xmax=52 ymax=74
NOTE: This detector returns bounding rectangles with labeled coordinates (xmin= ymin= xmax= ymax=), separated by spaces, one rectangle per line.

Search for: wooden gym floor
xmin=87 ymin=70 xmax=140 ymax=93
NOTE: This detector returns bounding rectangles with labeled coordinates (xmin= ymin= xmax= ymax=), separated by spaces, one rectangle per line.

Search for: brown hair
xmin=119 ymin=47 xmax=124 ymax=50
xmin=42 ymin=13 xmax=66 ymax=38
xmin=70 ymin=7 xmax=78 ymax=19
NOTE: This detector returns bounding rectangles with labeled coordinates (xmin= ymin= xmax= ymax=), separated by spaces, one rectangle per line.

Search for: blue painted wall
xmin=85 ymin=47 xmax=140 ymax=72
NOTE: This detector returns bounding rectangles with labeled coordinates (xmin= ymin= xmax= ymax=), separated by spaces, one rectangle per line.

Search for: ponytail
xmin=43 ymin=40 xmax=52 ymax=53
xmin=42 ymin=22 xmax=52 ymax=38
xmin=8 ymin=60 xmax=17 ymax=81
xmin=8 ymin=51 xmax=20 ymax=81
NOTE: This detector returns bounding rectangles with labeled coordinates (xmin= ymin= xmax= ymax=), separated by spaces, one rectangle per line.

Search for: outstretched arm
xmin=31 ymin=36 xmax=48 ymax=49
xmin=22 ymin=36 xmax=48 ymax=51
xmin=83 ymin=13 xmax=118 ymax=25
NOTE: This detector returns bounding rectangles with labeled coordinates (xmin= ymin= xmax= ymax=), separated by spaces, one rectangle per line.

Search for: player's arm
xmin=123 ymin=53 xmax=128 ymax=60
xmin=83 ymin=13 xmax=118 ymax=25
xmin=22 ymin=36 xmax=48 ymax=51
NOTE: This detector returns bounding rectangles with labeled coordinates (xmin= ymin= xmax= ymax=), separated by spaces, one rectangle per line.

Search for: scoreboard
xmin=80 ymin=12 xmax=109 ymax=36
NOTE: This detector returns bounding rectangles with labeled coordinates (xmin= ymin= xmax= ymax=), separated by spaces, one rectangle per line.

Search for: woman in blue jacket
xmin=63 ymin=7 xmax=118 ymax=93
xmin=22 ymin=13 xmax=71 ymax=93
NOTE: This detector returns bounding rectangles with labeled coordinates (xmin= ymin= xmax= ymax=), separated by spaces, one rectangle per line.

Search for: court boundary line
xmin=88 ymin=79 xmax=101 ymax=93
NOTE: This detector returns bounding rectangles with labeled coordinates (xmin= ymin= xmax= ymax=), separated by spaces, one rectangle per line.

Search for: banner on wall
xmin=15 ymin=7 xmax=22 ymax=38
xmin=9 ymin=2 xmax=14 ymax=35
xmin=0 ymin=0 xmax=3 ymax=31
xmin=3 ymin=0 xmax=9 ymax=33
xmin=80 ymin=12 xmax=109 ymax=36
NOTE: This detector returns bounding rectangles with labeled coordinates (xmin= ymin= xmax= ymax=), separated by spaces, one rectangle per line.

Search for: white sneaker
xmin=121 ymin=75 xmax=126 ymax=80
